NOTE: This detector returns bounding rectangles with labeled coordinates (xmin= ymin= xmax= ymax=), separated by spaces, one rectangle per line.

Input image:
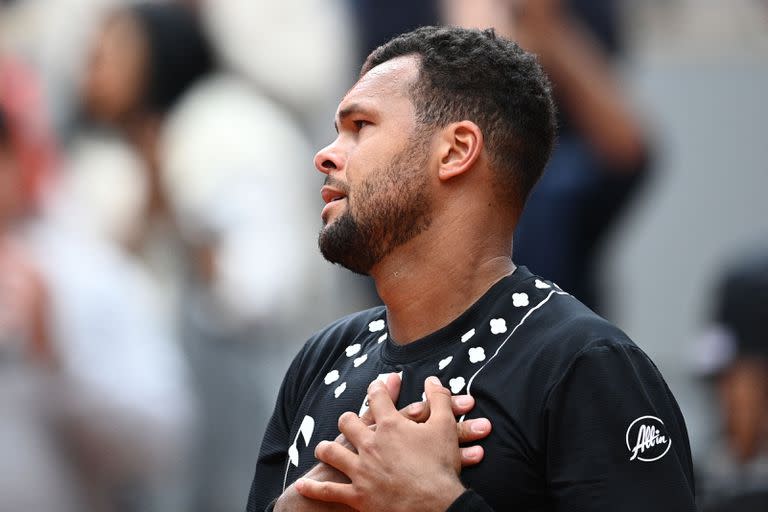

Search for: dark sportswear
xmin=246 ymin=266 xmax=696 ymax=511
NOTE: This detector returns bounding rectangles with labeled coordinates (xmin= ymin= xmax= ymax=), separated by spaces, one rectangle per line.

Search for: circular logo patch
xmin=625 ymin=415 xmax=671 ymax=462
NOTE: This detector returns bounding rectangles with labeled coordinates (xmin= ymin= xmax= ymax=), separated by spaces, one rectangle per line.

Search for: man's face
xmin=83 ymin=12 xmax=148 ymax=123
xmin=315 ymin=56 xmax=434 ymax=275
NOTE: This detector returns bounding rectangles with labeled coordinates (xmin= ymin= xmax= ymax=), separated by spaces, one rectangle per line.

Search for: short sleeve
xmin=543 ymin=342 xmax=696 ymax=511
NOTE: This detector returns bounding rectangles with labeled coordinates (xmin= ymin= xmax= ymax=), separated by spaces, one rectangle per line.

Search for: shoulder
xmin=511 ymin=283 xmax=652 ymax=395
xmin=475 ymin=268 xmax=649 ymax=392
xmin=493 ymin=267 xmax=634 ymax=357
xmin=519 ymin=284 xmax=637 ymax=358
xmin=528 ymin=296 xmax=668 ymax=408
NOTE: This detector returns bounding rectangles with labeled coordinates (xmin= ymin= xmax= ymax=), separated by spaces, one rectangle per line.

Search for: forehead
xmin=338 ymin=55 xmax=420 ymax=114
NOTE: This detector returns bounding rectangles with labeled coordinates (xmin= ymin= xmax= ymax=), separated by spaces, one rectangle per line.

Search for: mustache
xmin=323 ymin=175 xmax=350 ymax=195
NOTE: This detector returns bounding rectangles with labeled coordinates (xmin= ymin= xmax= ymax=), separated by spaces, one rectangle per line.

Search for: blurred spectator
xmin=81 ymin=1 xmax=213 ymax=241
xmin=0 ymin=54 xmax=57 ymax=214
xmin=23 ymin=3 xmax=217 ymax=510
xmin=29 ymin=134 xmax=196 ymax=512
xmin=201 ymin=1 xmax=376 ymax=330
xmin=160 ymin=73 xmax=322 ymax=511
xmin=0 ymin=65 xmax=77 ymax=511
xmin=695 ymin=245 xmax=768 ymax=512
xmin=200 ymin=0 xmax=356 ymax=137
xmin=504 ymin=0 xmax=650 ymax=314
xmin=160 ymin=74 xmax=319 ymax=325
xmin=80 ymin=2 xmax=344 ymax=511
xmin=77 ymin=4 xmax=213 ymax=381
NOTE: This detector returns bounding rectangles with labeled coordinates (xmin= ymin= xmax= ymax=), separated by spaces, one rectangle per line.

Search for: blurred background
xmin=0 ymin=0 xmax=766 ymax=511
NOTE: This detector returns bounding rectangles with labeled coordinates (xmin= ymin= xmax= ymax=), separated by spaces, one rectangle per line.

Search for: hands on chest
xmin=276 ymin=373 xmax=492 ymax=512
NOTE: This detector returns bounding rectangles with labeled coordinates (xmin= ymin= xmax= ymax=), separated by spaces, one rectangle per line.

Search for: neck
xmin=370 ymin=221 xmax=515 ymax=344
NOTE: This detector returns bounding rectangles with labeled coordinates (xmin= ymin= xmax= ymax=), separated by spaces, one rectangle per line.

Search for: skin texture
xmin=317 ymin=55 xmax=429 ymax=278
xmin=318 ymin=129 xmax=432 ymax=275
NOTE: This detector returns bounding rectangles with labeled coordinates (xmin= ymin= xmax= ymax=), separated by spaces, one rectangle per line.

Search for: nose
xmin=314 ymin=141 xmax=345 ymax=176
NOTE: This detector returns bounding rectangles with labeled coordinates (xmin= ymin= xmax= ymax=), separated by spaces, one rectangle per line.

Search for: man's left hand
xmin=295 ymin=376 xmax=467 ymax=512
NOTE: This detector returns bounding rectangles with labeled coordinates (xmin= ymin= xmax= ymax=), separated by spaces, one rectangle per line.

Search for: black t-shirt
xmin=246 ymin=266 xmax=695 ymax=511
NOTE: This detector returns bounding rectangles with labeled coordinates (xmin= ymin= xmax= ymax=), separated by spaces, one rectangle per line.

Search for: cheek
xmin=344 ymin=133 xmax=408 ymax=206
xmin=345 ymin=143 xmax=384 ymax=189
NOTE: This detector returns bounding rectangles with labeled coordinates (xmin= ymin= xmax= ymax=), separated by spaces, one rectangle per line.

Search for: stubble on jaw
xmin=318 ymin=133 xmax=433 ymax=275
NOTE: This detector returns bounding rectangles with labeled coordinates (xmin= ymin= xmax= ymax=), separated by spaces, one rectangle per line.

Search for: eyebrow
xmin=334 ymin=103 xmax=374 ymax=133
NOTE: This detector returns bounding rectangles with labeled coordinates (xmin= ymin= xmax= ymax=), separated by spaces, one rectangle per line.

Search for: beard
xmin=318 ymin=134 xmax=433 ymax=275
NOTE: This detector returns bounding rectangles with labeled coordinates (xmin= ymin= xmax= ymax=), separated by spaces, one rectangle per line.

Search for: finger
xmin=451 ymin=394 xmax=475 ymax=416
xmin=384 ymin=371 xmax=402 ymax=403
xmin=295 ymin=478 xmax=356 ymax=506
xmin=361 ymin=373 xmax=401 ymax=426
xmin=457 ymin=417 xmax=492 ymax=443
xmin=332 ymin=432 xmax=360 ymax=454
xmin=402 ymin=400 xmax=429 ymax=422
xmin=303 ymin=460 xmax=352 ymax=484
xmin=460 ymin=445 xmax=485 ymax=467
xmin=424 ymin=376 xmax=455 ymax=425
xmin=314 ymin=440 xmax=357 ymax=476
xmin=366 ymin=379 xmax=399 ymax=423
xmin=402 ymin=394 xmax=475 ymax=423
xmin=337 ymin=411 xmax=372 ymax=451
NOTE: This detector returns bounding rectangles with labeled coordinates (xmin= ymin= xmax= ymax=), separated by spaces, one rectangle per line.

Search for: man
xmin=246 ymin=26 xmax=695 ymax=511
xmin=696 ymin=247 xmax=768 ymax=511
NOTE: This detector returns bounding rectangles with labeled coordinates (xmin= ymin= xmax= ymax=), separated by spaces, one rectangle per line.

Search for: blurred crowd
xmin=0 ymin=1 xmax=766 ymax=511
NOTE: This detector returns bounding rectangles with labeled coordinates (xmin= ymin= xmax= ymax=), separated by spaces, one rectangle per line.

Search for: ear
xmin=436 ymin=121 xmax=483 ymax=182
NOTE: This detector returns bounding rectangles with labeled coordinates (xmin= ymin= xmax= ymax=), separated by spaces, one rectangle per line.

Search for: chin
xmin=318 ymin=216 xmax=374 ymax=276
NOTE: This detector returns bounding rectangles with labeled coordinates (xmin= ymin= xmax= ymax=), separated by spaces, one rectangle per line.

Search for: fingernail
xmin=471 ymin=418 xmax=490 ymax=434
xmin=408 ymin=402 xmax=423 ymax=414
xmin=427 ymin=376 xmax=441 ymax=386
xmin=456 ymin=396 xmax=473 ymax=407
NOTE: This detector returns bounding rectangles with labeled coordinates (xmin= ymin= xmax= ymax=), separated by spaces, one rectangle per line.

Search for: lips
xmin=320 ymin=185 xmax=348 ymax=222
xmin=321 ymin=185 xmax=347 ymax=204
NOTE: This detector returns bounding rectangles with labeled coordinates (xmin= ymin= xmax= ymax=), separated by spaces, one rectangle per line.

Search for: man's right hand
xmin=274 ymin=462 xmax=354 ymax=512
xmin=274 ymin=373 xmax=491 ymax=511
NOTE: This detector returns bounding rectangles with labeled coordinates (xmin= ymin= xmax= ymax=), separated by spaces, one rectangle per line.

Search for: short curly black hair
xmin=362 ymin=26 xmax=556 ymax=207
